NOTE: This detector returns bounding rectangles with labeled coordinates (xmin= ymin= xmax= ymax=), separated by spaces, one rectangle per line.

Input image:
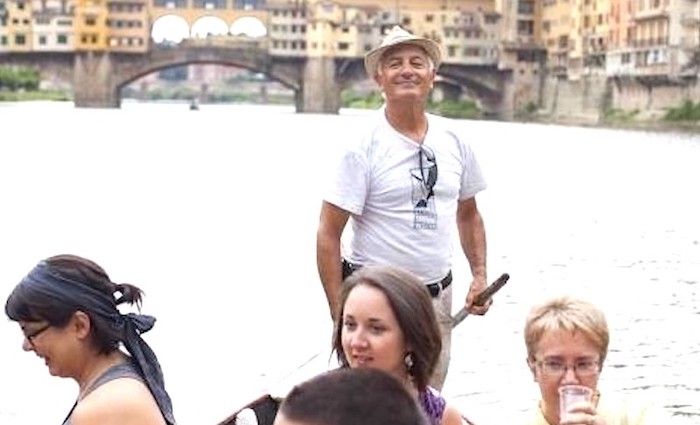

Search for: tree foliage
xmin=0 ymin=66 xmax=41 ymax=91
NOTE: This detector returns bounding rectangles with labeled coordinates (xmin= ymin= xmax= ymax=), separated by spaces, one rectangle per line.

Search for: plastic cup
xmin=558 ymin=385 xmax=593 ymax=422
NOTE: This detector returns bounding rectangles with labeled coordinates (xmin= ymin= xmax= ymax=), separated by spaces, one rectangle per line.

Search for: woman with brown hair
xmin=332 ymin=264 xmax=466 ymax=425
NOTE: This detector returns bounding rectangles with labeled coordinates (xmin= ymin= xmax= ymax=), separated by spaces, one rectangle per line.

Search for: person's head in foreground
xmin=525 ymin=296 xmax=609 ymax=425
xmin=364 ymin=25 xmax=441 ymax=106
xmin=5 ymin=254 xmax=174 ymax=424
xmin=274 ymin=368 xmax=428 ymax=425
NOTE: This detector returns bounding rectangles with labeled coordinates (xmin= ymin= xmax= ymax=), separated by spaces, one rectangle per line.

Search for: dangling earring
xmin=404 ymin=352 xmax=414 ymax=371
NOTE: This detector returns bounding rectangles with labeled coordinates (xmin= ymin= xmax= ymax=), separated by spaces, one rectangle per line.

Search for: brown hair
xmin=332 ymin=265 xmax=441 ymax=391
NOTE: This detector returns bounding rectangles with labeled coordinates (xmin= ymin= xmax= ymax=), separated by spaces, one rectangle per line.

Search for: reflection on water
xmin=0 ymin=102 xmax=698 ymax=425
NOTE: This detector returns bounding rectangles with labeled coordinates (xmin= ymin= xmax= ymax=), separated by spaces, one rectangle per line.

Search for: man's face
xmin=374 ymin=44 xmax=436 ymax=104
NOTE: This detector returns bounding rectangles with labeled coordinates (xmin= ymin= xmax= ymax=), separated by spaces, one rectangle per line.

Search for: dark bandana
xmin=21 ymin=261 xmax=176 ymax=425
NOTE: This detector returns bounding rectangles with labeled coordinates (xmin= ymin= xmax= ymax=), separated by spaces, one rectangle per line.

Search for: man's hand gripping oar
xmin=451 ymin=273 xmax=510 ymax=328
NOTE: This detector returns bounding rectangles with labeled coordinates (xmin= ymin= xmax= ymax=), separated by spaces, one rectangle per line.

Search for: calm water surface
xmin=0 ymin=102 xmax=698 ymax=425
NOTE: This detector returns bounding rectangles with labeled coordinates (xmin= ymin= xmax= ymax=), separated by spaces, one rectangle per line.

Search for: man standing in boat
xmin=316 ymin=26 xmax=491 ymax=390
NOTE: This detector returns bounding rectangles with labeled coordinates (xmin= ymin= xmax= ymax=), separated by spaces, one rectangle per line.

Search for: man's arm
xmin=317 ymin=201 xmax=351 ymax=321
xmin=456 ymin=197 xmax=490 ymax=315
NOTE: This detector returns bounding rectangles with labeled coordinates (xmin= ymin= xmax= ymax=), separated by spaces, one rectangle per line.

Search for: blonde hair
xmin=524 ymin=297 xmax=609 ymax=364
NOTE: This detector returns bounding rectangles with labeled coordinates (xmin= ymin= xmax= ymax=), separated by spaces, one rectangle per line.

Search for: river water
xmin=0 ymin=101 xmax=698 ymax=425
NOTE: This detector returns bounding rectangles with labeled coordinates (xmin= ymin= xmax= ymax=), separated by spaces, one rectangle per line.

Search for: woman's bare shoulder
xmin=70 ymin=378 xmax=165 ymax=425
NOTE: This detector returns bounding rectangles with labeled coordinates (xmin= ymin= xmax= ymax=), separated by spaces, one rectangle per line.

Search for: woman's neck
xmin=539 ymin=399 xmax=560 ymax=425
xmin=76 ymin=351 xmax=126 ymax=400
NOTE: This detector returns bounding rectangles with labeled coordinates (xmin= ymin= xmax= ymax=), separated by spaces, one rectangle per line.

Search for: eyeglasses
xmin=24 ymin=324 xmax=51 ymax=347
xmin=536 ymin=359 xmax=600 ymax=377
xmin=417 ymin=146 xmax=438 ymax=202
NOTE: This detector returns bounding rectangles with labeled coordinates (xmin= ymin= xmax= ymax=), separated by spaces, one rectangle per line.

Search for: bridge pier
xmin=496 ymin=74 xmax=516 ymax=120
xmin=73 ymin=52 xmax=120 ymax=108
xmin=297 ymin=57 xmax=341 ymax=113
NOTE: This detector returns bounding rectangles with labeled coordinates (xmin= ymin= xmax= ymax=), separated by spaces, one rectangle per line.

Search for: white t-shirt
xmin=324 ymin=109 xmax=486 ymax=283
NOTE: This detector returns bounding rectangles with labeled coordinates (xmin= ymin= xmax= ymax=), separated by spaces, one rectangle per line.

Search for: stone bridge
xmin=1 ymin=40 xmax=516 ymax=116
xmin=73 ymin=39 xmax=364 ymax=113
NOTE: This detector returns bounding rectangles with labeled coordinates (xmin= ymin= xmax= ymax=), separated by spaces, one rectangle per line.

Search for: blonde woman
xmin=523 ymin=297 xmax=663 ymax=425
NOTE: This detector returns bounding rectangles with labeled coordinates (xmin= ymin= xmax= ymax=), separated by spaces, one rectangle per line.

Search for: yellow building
xmin=581 ymin=0 xmax=610 ymax=74
xmin=4 ymin=0 xmax=33 ymax=51
xmin=606 ymin=0 xmax=636 ymax=74
xmin=0 ymin=0 xmax=8 ymax=51
xmin=74 ymin=0 xmax=108 ymax=50
xmin=105 ymin=0 xmax=148 ymax=52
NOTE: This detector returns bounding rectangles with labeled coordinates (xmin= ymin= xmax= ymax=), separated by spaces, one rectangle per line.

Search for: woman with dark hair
xmin=333 ymin=265 xmax=465 ymax=425
xmin=5 ymin=254 xmax=175 ymax=425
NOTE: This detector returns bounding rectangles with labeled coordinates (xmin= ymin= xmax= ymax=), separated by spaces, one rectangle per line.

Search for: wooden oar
xmin=451 ymin=273 xmax=510 ymax=328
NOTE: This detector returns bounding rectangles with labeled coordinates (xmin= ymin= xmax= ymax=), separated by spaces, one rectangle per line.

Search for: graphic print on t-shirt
xmin=411 ymin=166 xmax=437 ymax=229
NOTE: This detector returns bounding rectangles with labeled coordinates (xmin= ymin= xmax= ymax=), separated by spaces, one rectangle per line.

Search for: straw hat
xmin=364 ymin=26 xmax=442 ymax=78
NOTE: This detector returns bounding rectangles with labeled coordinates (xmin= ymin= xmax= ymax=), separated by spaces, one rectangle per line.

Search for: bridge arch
xmin=191 ymin=16 xmax=229 ymax=38
xmin=151 ymin=15 xmax=190 ymax=43
xmin=230 ymin=16 xmax=267 ymax=37
xmin=112 ymin=43 xmax=303 ymax=106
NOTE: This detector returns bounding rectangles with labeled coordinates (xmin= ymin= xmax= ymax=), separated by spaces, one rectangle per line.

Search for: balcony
xmin=681 ymin=14 xmax=700 ymax=27
xmin=630 ymin=37 xmax=668 ymax=48
xmin=633 ymin=8 xmax=669 ymax=21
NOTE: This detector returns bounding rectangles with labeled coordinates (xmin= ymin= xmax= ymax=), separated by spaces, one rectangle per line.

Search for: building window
xmin=0 ymin=35 xmax=7 ymax=45
xmin=338 ymin=42 xmax=349 ymax=50
xmin=57 ymin=34 xmax=68 ymax=44
xmin=15 ymin=34 xmax=26 ymax=44
xmin=464 ymin=47 xmax=479 ymax=57
xmin=17 ymin=2 xmax=25 ymax=9
xmin=39 ymin=35 xmax=46 ymax=44
xmin=86 ymin=17 xmax=96 ymax=25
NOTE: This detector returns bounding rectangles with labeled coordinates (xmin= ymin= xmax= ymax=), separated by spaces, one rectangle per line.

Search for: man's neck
xmin=385 ymin=101 xmax=428 ymax=144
